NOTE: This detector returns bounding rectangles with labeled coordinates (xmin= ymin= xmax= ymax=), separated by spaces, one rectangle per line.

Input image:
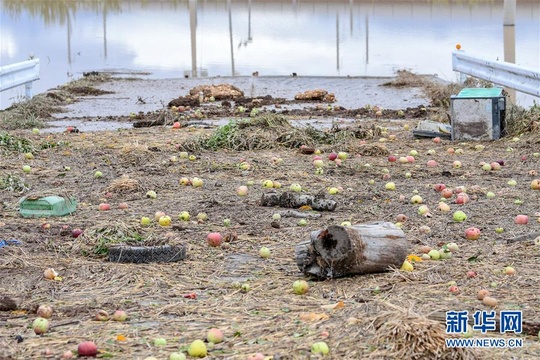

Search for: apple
xmin=207 ymin=328 xmax=224 ymax=344
xmin=385 ymin=182 xmax=396 ymax=191
xmin=311 ymin=341 xmax=330 ymax=355
xmin=426 ymin=160 xmax=438 ymax=167
xmin=455 ymin=193 xmax=470 ymax=205
xmin=388 ymin=156 xmax=397 ymax=162
xmin=452 ymin=160 xmax=462 ymax=168
xmin=405 ymin=172 xmax=412 ymax=178
xmin=153 ymin=211 xmax=165 ymax=221
xmin=418 ymin=205 xmax=429 ymax=216
xmin=338 ymin=151 xmax=348 ymax=160
xmin=72 ymin=228 xmax=83 ymax=238
xmin=334 ymin=159 xmax=342 ymax=166
xmin=447 ymin=243 xmax=459 ymax=252
xmin=406 ymin=156 xmax=415 ymax=163
xmin=340 ymin=221 xmax=352 ymax=227
xmin=191 ymin=177 xmax=203 ymax=188
xmin=399 ymin=157 xmax=408 ymax=164
xmin=32 ymin=128 xmax=40 ymax=134
xmin=419 ymin=225 xmax=431 ymax=234
xmin=293 ymin=280 xmax=309 ymax=295
xmin=503 ymin=266 xmax=516 ymax=275
xmin=36 ymin=305 xmax=53 ymax=319
xmin=179 ymin=151 xmax=189 ymax=159
xmin=78 ymin=341 xmax=98 ymax=357
xmin=179 ymin=177 xmax=190 ymax=186
xmin=262 ymin=180 xmax=274 ymax=188
xmin=440 ymin=249 xmax=452 ymax=259
xmin=490 ymin=162 xmax=501 ymax=171
xmin=428 ymin=249 xmax=440 ymax=260
xmin=507 ymin=179 xmax=517 ymax=186
xmin=328 ymin=187 xmax=340 ymax=194
xmin=290 ymin=183 xmax=302 ymax=192
xmin=22 ymin=165 xmax=31 ymax=173
xmin=239 ymin=162 xmax=250 ymax=170
xmin=313 ymin=159 xmax=324 ymax=168
xmin=154 ymin=338 xmax=167 ymax=346
xmin=298 ymin=219 xmax=308 ymax=226
xmin=94 ymin=170 xmax=103 ymax=178
xmin=328 ymin=153 xmax=338 ymax=161
xmin=98 ymin=203 xmax=111 ymax=211
xmin=467 ymin=270 xmax=478 ymax=278
xmin=241 ymin=283 xmax=251 ymax=292
xmin=187 ymin=340 xmax=207 ymax=358
xmin=495 ymin=227 xmax=504 ymax=233
xmin=223 ymin=218 xmax=231 ymax=227
xmin=237 ymin=185 xmax=249 ymax=196
xmin=465 ymin=227 xmax=481 ymax=240
xmin=159 ymin=216 xmax=172 ymax=226
xmin=531 ymin=179 xmax=540 ymax=190
xmin=259 ymin=247 xmax=271 ymax=258
xmin=146 ymin=190 xmax=157 ymax=199
xmin=454 ymin=186 xmax=466 ymax=194
xmin=95 ymin=309 xmax=109 ymax=321
xmin=382 ymin=173 xmax=391 ymax=181
xmin=272 ymin=213 xmax=281 ymax=220
xmin=455 ymin=148 xmax=464 ymax=155
xmin=481 ymin=163 xmax=492 ymax=171
xmin=273 ymin=181 xmax=282 ymax=188
xmin=432 ymin=137 xmax=441 ymax=144
xmin=178 ymin=211 xmax=190 ymax=221
xmin=477 ymin=289 xmax=490 ymax=300
xmin=189 ymin=155 xmax=197 ymax=161
xmin=449 ymin=285 xmax=460 ymax=294
xmin=24 ymin=152 xmax=34 ymax=160
xmin=453 ymin=210 xmax=467 ymax=222
xmin=172 ymin=122 xmax=181 ymax=129
xmin=515 ymin=215 xmax=528 ymax=224
xmin=434 ymin=183 xmax=446 ymax=192
xmin=196 ymin=212 xmax=208 ymax=222
xmin=113 ymin=310 xmax=127 ymax=321
xmin=169 ymin=352 xmax=187 ymax=360
xmin=427 ymin=149 xmax=436 ymax=155
xmin=207 ymin=232 xmax=223 ymax=247
xmin=486 ymin=191 xmax=496 ymax=199
xmin=410 ymin=195 xmax=423 ymax=204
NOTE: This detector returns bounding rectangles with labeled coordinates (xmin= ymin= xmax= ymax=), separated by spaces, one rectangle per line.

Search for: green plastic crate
xmin=19 ymin=196 xmax=77 ymax=218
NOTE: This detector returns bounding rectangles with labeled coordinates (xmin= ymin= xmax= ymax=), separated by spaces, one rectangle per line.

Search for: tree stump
xmin=295 ymin=221 xmax=408 ymax=279
xmin=260 ymin=191 xmax=337 ymax=211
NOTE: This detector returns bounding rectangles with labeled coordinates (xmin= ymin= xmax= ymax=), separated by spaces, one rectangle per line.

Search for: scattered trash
xmin=0 ymin=239 xmax=22 ymax=248
xmin=412 ymin=120 xmax=452 ymax=139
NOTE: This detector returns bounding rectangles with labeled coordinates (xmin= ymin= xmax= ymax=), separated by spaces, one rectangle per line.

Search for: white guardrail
xmin=0 ymin=59 xmax=41 ymax=100
xmin=452 ymin=50 xmax=540 ymax=97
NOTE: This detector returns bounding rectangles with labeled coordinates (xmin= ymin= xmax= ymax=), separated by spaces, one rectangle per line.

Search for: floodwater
xmin=1 ymin=0 xmax=539 ymax=110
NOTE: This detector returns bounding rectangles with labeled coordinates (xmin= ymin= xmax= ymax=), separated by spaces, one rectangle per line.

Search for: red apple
xmin=388 ymin=155 xmax=397 ymax=163
xmin=77 ymin=341 xmax=98 ymax=357
xmin=434 ymin=183 xmax=446 ymax=192
xmin=465 ymin=227 xmax=481 ymax=240
xmin=426 ymin=160 xmax=438 ymax=167
xmin=72 ymin=228 xmax=83 ymax=238
xmin=118 ymin=202 xmax=129 ymax=209
xmin=466 ymin=270 xmax=478 ymax=278
xmin=433 ymin=137 xmax=441 ymax=144
xmin=455 ymin=193 xmax=470 ymax=205
xmin=98 ymin=203 xmax=110 ymax=211
xmin=112 ymin=310 xmax=127 ymax=322
xmin=207 ymin=232 xmax=223 ymax=247
xmin=449 ymin=285 xmax=460 ymax=294
xmin=172 ymin=122 xmax=181 ymax=129
xmin=441 ymin=188 xmax=453 ymax=198
xmin=531 ymin=179 xmax=540 ymax=190
xmin=328 ymin=153 xmax=338 ymax=161
xmin=515 ymin=215 xmax=529 ymax=224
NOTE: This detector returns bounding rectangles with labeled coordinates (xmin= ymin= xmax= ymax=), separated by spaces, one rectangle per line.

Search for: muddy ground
xmin=1 ymin=75 xmax=540 ymax=360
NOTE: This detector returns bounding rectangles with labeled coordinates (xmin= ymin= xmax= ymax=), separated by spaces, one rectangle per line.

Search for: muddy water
xmin=1 ymin=0 xmax=539 ymax=110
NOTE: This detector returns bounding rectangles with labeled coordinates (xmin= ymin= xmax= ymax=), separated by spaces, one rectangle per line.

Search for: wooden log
xmin=260 ymin=191 xmax=337 ymax=212
xmin=295 ymin=221 xmax=408 ymax=279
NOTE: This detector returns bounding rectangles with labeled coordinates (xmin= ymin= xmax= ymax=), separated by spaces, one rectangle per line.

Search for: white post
xmin=503 ymin=0 xmax=516 ymax=103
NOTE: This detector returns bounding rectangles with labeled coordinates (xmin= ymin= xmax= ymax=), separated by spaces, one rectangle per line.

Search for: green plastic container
xmin=19 ymin=196 xmax=77 ymax=218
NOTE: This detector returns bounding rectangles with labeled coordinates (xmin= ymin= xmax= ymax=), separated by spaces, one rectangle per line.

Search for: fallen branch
xmin=260 ymin=191 xmax=337 ymax=212
xmin=279 ymin=210 xmax=322 ymax=219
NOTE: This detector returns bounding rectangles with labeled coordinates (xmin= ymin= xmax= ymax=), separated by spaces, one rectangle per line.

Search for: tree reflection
xmin=2 ymin=0 xmax=122 ymax=25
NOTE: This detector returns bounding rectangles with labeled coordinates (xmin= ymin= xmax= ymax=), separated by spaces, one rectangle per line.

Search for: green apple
xmin=311 ymin=341 xmax=330 ymax=355
xmin=292 ymin=280 xmax=309 ymax=295
xmin=94 ymin=170 xmax=103 ymax=178
xmin=453 ymin=210 xmax=467 ymax=222
xmin=259 ymin=247 xmax=270 ymax=258
xmin=290 ymin=183 xmax=302 ymax=192
xmin=178 ymin=211 xmax=190 ymax=221
xmin=146 ymin=190 xmax=157 ymax=199
xmin=140 ymin=217 xmax=151 ymax=226
xmin=22 ymin=165 xmax=31 ymax=173
xmin=154 ymin=338 xmax=167 ymax=346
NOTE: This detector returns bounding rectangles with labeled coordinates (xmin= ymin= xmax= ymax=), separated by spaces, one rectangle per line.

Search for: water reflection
xmin=1 ymin=0 xmax=538 ymax=109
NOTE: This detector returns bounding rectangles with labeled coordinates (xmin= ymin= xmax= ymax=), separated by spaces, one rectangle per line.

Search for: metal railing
xmin=0 ymin=59 xmax=41 ymax=100
xmin=452 ymin=50 xmax=540 ymax=97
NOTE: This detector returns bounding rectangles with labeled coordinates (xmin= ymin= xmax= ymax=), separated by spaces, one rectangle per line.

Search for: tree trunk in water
xmin=295 ymin=221 xmax=408 ymax=279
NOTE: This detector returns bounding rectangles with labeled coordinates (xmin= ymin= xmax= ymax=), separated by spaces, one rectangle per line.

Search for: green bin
xmin=19 ymin=196 xmax=77 ymax=218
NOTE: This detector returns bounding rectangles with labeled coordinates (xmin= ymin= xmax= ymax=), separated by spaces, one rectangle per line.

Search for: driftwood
xmin=260 ymin=191 xmax=337 ymax=212
xmin=295 ymin=222 xmax=408 ymax=279
xmin=507 ymin=232 xmax=540 ymax=244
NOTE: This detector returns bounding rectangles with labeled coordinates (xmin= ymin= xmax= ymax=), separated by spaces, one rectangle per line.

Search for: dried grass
xmin=368 ymin=302 xmax=479 ymax=360
xmin=104 ymin=175 xmax=142 ymax=194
